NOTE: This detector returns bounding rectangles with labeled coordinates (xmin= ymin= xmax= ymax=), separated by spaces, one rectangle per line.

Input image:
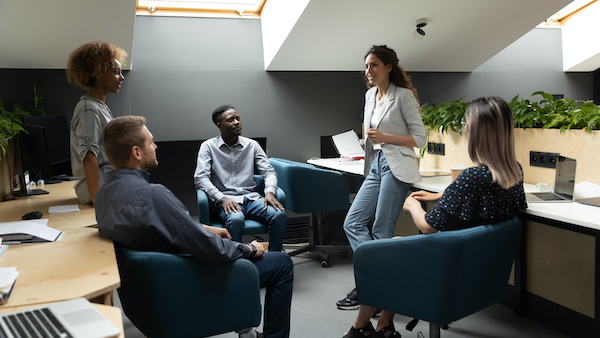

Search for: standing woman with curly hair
xmin=66 ymin=41 xmax=127 ymax=204
xmin=337 ymin=45 xmax=427 ymax=319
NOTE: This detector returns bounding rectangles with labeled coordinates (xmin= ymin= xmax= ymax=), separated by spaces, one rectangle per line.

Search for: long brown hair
xmin=465 ymin=97 xmax=521 ymax=189
xmin=364 ymin=45 xmax=418 ymax=102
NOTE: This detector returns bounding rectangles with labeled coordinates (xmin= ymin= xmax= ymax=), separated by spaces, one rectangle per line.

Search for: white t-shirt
xmin=370 ymin=94 xmax=386 ymax=150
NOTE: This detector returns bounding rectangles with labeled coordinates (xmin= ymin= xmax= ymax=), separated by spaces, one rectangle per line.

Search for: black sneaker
xmin=372 ymin=308 xmax=382 ymax=317
xmin=337 ymin=288 xmax=359 ymax=310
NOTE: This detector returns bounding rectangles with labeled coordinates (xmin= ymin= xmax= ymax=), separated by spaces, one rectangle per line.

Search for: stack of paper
xmin=0 ymin=267 xmax=18 ymax=305
xmin=0 ymin=219 xmax=64 ymax=245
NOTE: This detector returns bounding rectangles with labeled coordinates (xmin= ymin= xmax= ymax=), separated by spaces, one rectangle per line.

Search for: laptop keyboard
xmin=1 ymin=308 xmax=72 ymax=338
xmin=532 ymin=192 xmax=567 ymax=201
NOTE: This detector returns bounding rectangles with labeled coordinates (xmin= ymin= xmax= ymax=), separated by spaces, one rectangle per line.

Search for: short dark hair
xmin=103 ymin=115 xmax=147 ymax=168
xmin=212 ymin=104 xmax=236 ymax=124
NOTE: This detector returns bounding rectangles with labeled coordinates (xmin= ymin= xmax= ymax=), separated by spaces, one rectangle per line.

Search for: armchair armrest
xmin=197 ymin=188 xmax=211 ymax=224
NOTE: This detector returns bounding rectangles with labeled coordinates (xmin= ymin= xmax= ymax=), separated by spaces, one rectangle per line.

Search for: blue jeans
xmin=344 ymin=151 xmax=411 ymax=251
xmin=251 ymin=252 xmax=294 ymax=338
xmin=214 ymin=197 xmax=287 ymax=252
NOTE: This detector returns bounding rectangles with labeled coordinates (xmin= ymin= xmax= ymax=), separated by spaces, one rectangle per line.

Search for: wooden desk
xmin=0 ymin=303 xmax=124 ymax=338
xmin=0 ymin=181 xmax=120 ymax=308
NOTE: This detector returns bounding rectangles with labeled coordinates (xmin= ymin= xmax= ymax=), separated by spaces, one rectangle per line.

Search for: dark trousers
xmin=251 ymin=251 xmax=294 ymax=338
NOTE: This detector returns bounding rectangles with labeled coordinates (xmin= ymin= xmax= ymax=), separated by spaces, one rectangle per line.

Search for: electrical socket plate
xmin=427 ymin=142 xmax=445 ymax=156
xmin=530 ymin=151 xmax=559 ymax=168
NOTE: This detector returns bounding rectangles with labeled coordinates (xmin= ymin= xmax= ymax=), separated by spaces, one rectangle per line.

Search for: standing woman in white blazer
xmin=337 ymin=46 xmax=426 ymax=320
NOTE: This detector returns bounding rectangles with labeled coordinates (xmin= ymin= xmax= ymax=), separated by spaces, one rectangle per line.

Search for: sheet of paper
xmin=48 ymin=204 xmax=80 ymax=214
xmin=331 ymin=130 xmax=364 ymax=157
xmin=573 ymin=181 xmax=600 ymax=200
xmin=0 ymin=267 xmax=18 ymax=289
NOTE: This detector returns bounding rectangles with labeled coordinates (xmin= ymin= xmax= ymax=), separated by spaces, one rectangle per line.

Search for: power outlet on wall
xmin=530 ymin=151 xmax=559 ymax=168
xmin=427 ymin=142 xmax=445 ymax=156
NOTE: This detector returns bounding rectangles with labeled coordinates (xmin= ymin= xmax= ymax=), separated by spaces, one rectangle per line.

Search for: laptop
xmin=331 ymin=130 xmax=364 ymax=160
xmin=0 ymin=298 xmax=121 ymax=338
xmin=526 ymin=156 xmax=576 ymax=203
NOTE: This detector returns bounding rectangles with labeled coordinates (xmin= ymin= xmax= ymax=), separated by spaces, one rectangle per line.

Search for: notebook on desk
xmin=526 ymin=156 xmax=576 ymax=203
xmin=0 ymin=298 xmax=120 ymax=338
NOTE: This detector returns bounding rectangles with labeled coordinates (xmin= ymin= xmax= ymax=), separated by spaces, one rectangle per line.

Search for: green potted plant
xmin=419 ymin=97 xmax=468 ymax=157
xmin=509 ymin=91 xmax=600 ymax=132
xmin=419 ymin=91 xmax=600 ymax=186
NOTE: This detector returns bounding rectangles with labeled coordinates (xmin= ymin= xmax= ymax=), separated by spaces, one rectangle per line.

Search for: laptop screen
xmin=555 ymin=156 xmax=577 ymax=198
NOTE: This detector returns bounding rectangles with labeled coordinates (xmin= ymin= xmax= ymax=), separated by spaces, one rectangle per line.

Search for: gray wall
xmin=130 ymin=16 xmax=365 ymax=162
xmin=410 ymin=28 xmax=593 ymax=105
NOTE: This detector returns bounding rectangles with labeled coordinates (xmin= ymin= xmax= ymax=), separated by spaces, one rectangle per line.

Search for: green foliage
xmin=508 ymin=91 xmax=600 ymax=132
xmin=419 ymin=97 xmax=468 ymax=157
xmin=0 ymin=81 xmax=46 ymax=159
xmin=0 ymin=100 xmax=31 ymax=157
xmin=418 ymin=91 xmax=600 ymax=156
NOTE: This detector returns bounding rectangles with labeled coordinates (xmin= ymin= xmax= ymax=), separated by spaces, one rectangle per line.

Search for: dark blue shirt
xmin=95 ymin=169 xmax=251 ymax=263
xmin=425 ymin=164 xmax=527 ymax=231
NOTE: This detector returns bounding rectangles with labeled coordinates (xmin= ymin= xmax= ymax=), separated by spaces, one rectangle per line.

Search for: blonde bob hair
xmin=465 ymin=97 xmax=522 ymax=189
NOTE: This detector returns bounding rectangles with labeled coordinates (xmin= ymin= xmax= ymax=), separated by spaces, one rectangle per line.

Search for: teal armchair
xmin=354 ymin=217 xmax=522 ymax=338
xmin=269 ymin=158 xmax=350 ymax=267
xmin=115 ymin=243 xmax=261 ymax=338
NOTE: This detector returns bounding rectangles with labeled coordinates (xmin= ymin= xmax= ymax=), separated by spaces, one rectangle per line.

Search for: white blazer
xmin=363 ymin=83 xmax=427 ymax=184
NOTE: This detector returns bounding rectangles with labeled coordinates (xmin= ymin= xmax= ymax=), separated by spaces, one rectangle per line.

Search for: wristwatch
xmin=248 ymin=243 xmax=257 ymax=258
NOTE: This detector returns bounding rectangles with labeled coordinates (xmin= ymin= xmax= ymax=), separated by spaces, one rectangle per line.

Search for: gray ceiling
xmin=0 ymin=0 xmax=573 ymax=72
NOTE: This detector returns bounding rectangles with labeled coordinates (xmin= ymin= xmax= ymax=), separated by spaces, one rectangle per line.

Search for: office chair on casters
xmin=269 ymin=158 xmax=351 ymax=267
xmin=197 ymin=175 xmax=286 ymax=242
xmin=354 ymin=217 xmax=522 ymax=338
xmin=114 ymin=243 xmax=261 ymax=338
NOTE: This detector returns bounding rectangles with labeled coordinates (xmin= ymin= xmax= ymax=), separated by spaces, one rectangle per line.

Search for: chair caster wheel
xmin=340 ymin=251 xmax=348 ymax=259
xmin=321 ymin=260 xmax=329 ymax=268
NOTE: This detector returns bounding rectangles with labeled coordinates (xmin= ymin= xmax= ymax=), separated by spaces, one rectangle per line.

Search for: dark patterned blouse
xmin=425 ymin=164 xmax=527 ymax=231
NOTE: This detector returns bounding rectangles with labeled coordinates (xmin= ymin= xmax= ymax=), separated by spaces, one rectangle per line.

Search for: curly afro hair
xmin=66 ymin=41 xmax=127 ymax=90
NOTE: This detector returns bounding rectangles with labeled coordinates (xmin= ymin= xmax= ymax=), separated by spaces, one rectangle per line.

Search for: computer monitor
xmin=19 ymin=124 xmax=54 ymax=181
xmin=23 ymin=115 xmax=71 ymax=176
xmin=14 ymin=128 xmax=49 ymax=196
